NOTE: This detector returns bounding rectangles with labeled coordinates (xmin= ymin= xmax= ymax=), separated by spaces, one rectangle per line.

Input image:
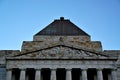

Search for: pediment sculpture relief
xmin=18 ymin=46 xmax=106 ymax=58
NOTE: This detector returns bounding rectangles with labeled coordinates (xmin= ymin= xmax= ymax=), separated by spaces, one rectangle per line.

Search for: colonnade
xmin=6 ymin=68 xmax=117 ymax=80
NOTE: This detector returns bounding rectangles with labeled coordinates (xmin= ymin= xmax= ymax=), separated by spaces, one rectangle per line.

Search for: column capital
xmin=111 ymin=68 xmax=117 ymax=71
xmin=20 ymin=68 xmax=26 ymax=71
xmin=66 ymin=68 xmax=72 ymax=71
xmin=97 ymin=68 xmax=103 ymax=71
xmin=35 ymin=68 xmax=41 ymax=71
xmin=51 ymin=68 xmax=57 ymax=71
xmin=6 ymin=68 xmax=12 ymax=71
xmin=81 ymin=68 xmax=88 ymax=71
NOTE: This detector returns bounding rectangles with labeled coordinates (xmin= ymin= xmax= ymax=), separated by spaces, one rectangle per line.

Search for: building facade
xmin=0 ymin=17 xmax=120 ymax=80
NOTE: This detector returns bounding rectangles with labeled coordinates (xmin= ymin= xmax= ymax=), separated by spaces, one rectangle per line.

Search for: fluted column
xmin=97 ymin=68 xmax=103 ymax=80
xmin=81 ymin=69 xmax=87 ymax=80
xmin=6 ymin=69 xmax=12 ymax=80
xmin=66 ymin=68 xmax=72 ymax=80
xmin=20 ymin=68 xmax=26 ymax=80
xmin=35 ymin=68 xmax=41 ymax=80
xmin=111 ymin=69 xmax=117 ymax=80
xmin=51 ymin=68 xmax=56 ymax=80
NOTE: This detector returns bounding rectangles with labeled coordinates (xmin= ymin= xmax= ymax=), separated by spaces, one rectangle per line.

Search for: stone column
xmin=81 ymin=69 xmax=87 ymax=80
xmin=35 ymin=68 xmax=41 ymax=80
xmin=12 ymin=73 xmax=15 ymax=80
xmin=51 ymin=68 xmax=56 ymax=80
xmin=111 ymin=69 xmax=117 ymax=80
xmin=108 ymin=73 xmax=111 ymax=80
xmin=97 ymin=68 xmax=103 ymax=80
xmin=94 ymin=74 xmax=97 ymax=80
xmin=6 ymin=69 xmax=12 ymax=80
xmin=66 ymin=68 xmax=72 ymax=80
xmin=79 ymin=73 xmax=82 ymax=80
xmin=20 ymin=68 xmax=26 ymax=80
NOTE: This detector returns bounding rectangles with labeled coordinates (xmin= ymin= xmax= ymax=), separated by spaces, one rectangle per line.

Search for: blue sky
xmin=0 ymin=0 xmax=120 ymax=50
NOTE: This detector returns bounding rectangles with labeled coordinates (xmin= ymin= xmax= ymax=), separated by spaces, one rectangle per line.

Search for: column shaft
xmin=6 ymin=69 xmax=12 ymax=80
xmin=97 ymin=69 xmax=103 ymax=80
xmin=20 ymin=69 xmax=26 ymax=80
xmin=108 ymin=73 xmax=111 ymax=80
xmin=66 ymin=69 xmax=72 ymax=80
xmin=111 ymin=69 xmax=117 ymax=80
xmin=51 ymin=69 xmax=56 ymax=80
xmin=81 ymin=69 xmax=87 ymax=80
xmin=35 ymin=69 xmax=41 ymax=80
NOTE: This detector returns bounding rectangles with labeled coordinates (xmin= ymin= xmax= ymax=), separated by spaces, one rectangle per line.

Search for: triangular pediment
xmin=14 ymin=45 xmax=108 ymax=59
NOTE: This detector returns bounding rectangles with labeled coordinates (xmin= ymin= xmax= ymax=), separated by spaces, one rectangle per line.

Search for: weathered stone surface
xmin=6 ymin=59 xmax=116 ymax=69
xmin=104 ymin=50 xmax=120 ymax=57
xmin=0 ymin=50 xmax=20 ymax=57
xmin=33 ymin=36 xmax=91 ymax=42
xmin=0 ymin=50 xmax=20 ymax=64
xmin=19 ymin=46 xmax=106 ymax=58
xmin=21 ymin=36 xmax=102 ymax=53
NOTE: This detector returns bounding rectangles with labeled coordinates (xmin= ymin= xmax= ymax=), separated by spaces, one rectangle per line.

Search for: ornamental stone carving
xmin=18 ymin=46 xmax=105 ymax=58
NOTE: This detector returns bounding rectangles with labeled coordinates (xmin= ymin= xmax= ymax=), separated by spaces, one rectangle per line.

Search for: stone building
xmin=0 ymin=17 xmax=120 ymax=80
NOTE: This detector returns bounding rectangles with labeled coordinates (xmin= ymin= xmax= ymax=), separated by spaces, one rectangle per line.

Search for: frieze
xmin=6 ymin=60 xmax=115 ymax=69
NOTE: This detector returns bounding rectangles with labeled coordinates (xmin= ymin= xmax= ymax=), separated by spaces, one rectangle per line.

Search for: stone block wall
xmin=33 ymin=36 xmax=91 ymax=42
xmin=21 ymin=36 xmax=102 ymax=53
xmin=0 ymin=50 xmax=20 ymax=64
xmin=103 ymin=50 xmax=120 ymax=57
